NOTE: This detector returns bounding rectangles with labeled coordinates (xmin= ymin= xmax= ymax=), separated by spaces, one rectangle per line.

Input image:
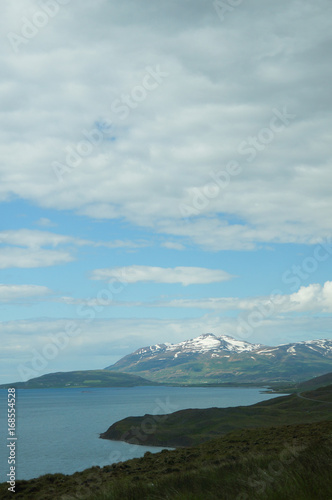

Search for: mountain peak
xmin=134 ymin=333 xmax=262 ymax=357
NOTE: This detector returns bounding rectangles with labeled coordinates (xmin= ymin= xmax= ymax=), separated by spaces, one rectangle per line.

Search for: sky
xmin=0 ymin=0 xmax=331 ymax=384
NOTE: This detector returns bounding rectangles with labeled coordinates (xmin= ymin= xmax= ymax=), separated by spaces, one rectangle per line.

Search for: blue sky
xmin=0 ymin=0 xmax=331 ymax=384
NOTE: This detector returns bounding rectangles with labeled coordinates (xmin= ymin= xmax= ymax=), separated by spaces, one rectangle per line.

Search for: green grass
xmin=93 ymin=442 xmax=332 ymax=500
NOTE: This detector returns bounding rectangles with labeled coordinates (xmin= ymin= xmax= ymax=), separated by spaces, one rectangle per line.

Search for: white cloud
xmin=0 ymin=247 xmax=74 ymax=269
xmin=0 ymin=229 xmax=80 ymax=269
xmin=161 ymin=242 xmax=186 ymax=251
xmin=35 ymin=218 xmax=57 ymax=227
xmin=0 ymin=229 xmax=146 ymax=268
xmin=91 ymin=265 xmax=234 ymax=286
xmin=96 ymin=240 xmax=149 ymax=249
xmin=287 ymin=281 xmax=332 ymax=313
xmin=0 ymin=284 xmax=52 ymax=302
xmin=0 ymin=229 xmax=88 ymax=248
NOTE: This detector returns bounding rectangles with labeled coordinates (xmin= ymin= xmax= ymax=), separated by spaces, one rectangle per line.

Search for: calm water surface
xmin=0 ymin=386 xmax=283 ymax=481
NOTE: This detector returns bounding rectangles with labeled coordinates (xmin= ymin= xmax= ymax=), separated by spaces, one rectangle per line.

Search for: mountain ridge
xmin=106 ymin=333 xmax=332 ymax=384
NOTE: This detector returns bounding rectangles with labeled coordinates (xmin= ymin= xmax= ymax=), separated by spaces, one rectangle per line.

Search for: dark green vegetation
xmin=107 ymin=335 xmax=332 ymax=384
xmin=0 ymin=370 xmax=156 ymax=389
xmin=101 ymin=383 xmax=332 ymax=447
xmin=1 ymin=420 xmax=331 ymax=499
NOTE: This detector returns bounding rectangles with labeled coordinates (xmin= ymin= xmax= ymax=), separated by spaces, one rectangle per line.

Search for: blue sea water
xmin=0 ymin=386 xmax=282 ymax=482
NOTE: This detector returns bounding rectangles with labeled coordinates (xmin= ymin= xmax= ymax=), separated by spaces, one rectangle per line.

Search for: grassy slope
xmin=1 ymin=420 xmax=331 ymax=499
xmin=109 ymin=350 xmax=332 ymax=385
xmin=302 ymin=384 xmax=332 ymax=402
xmin=111 ymin=359 xmax=331 ymax=384
xmin=0 ymin=370 xmax=156 ymax=389
xmin=101 ymin=384 xmax=332 ymax=447
xmin=297 ymin=370 xmax=332 ymax=390
xmin=269 ymin=370 xmax=332 ymax=393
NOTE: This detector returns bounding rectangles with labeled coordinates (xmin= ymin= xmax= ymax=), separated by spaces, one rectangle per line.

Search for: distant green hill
xmin=101 ymin=383 xmax=332 ymax=447
xmin=270 ymin=371 xmax=332 ymax=393
xmin=0 ymin=370 xmax=157 ymax=389
xmin=297 ymin=370 xmax=332 ymax=391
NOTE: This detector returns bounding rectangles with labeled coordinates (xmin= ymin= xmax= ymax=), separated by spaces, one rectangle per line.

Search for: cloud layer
xmin=1 ymin=0 xmax=331 ymax=250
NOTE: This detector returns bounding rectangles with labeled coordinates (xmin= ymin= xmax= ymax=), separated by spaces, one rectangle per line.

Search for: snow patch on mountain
xmin=217 ymin=335 xmax=261 ymax=352
xmin=144 ymin=333 xmax=263 ymax=356
xmin=300 ymin=339 xmax=332 ymax=352
xmin=165 ymin=334 xmax=221 ymax=353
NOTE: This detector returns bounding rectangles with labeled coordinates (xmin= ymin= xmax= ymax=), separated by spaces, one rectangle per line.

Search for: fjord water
xmin=0 ymin=386 xmax=281 ymax=482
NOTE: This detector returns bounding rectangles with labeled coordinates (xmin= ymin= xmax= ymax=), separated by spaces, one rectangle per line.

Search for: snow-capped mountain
xmin=136 ymin=333 xmax=262 ymax=356
xmin=106 ymin=333 xmax=332 ymax=384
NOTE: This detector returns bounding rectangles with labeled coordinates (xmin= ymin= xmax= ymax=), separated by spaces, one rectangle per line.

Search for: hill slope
xmin=106 ymin=333 xmax=332 ymax=384
xmin=0 ymin=370 xmax=156 ymax=389
xmin=270 ymin=370 xmax=332 ymax=393
xmin=100 ymin=383 xmax=332 ymax=447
